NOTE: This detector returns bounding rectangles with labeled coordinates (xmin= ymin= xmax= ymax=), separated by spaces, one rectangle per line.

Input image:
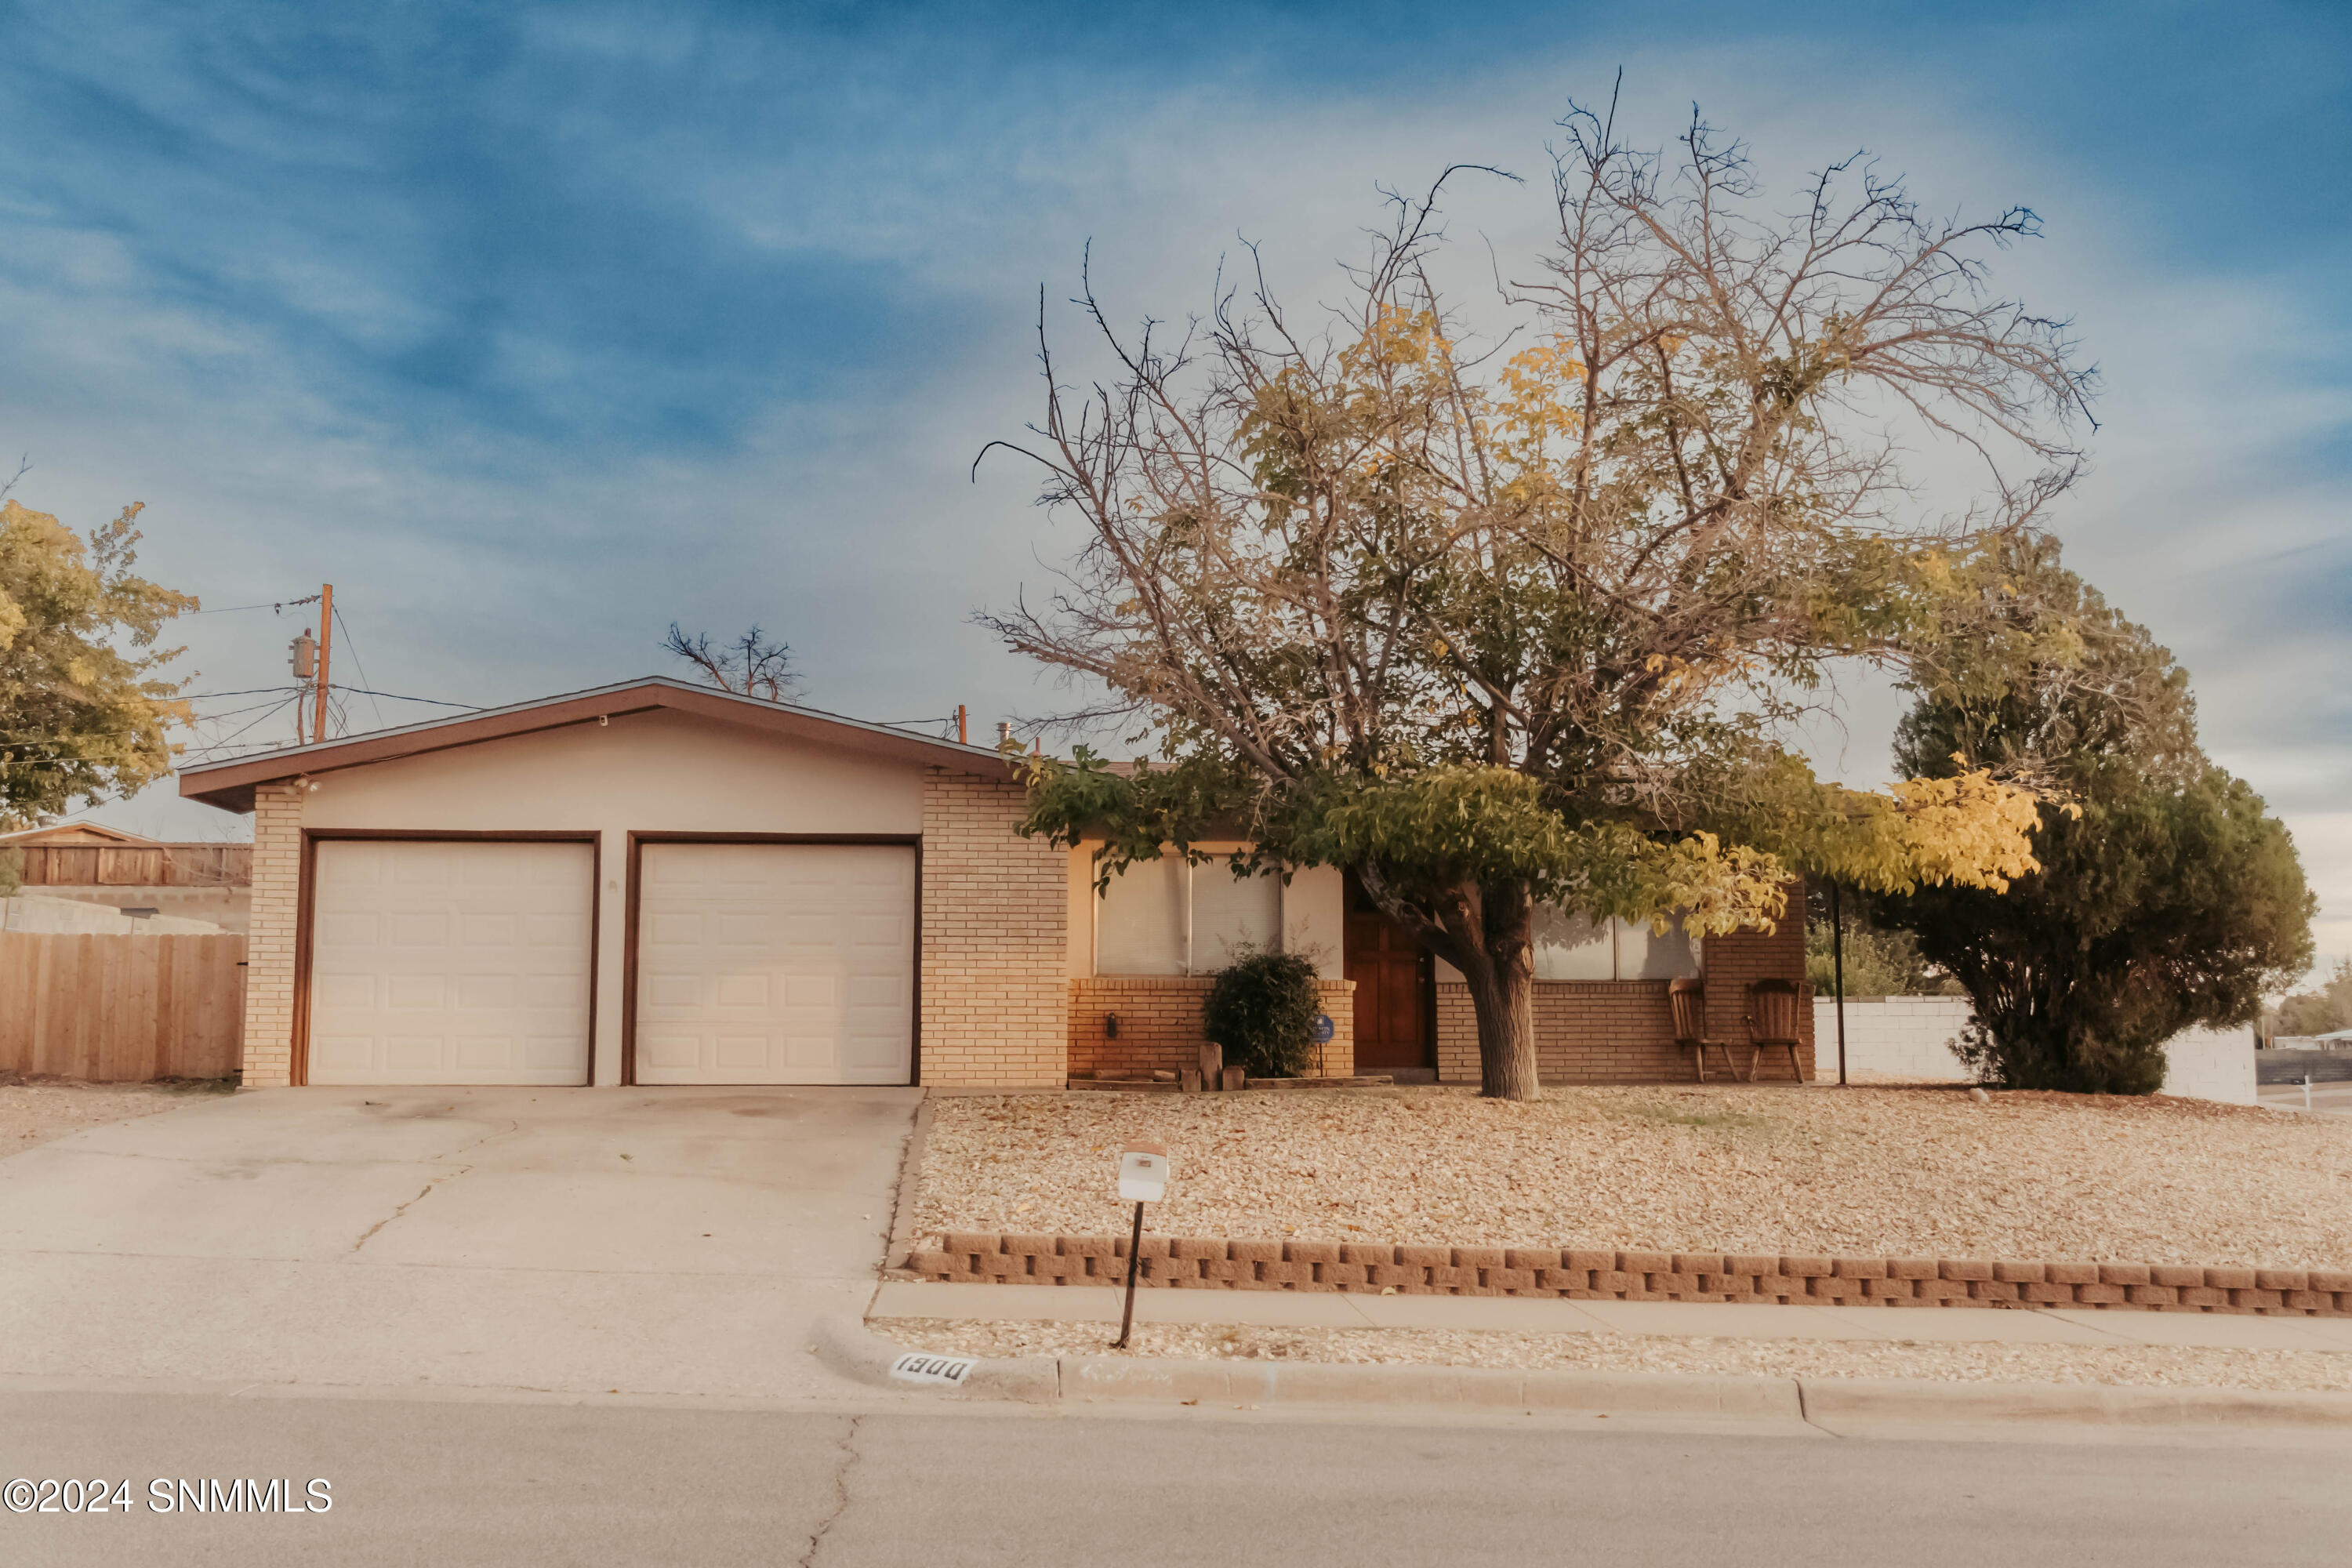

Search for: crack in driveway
xmin=798 ymin=1414 xmax=864 ymax=1566
xmin=346 ymin=1120 xmax=520 ymax=1255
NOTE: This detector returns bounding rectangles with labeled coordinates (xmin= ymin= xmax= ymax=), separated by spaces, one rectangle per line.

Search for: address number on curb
xmin=889 ymin=1352 xmax=975 ymax=1387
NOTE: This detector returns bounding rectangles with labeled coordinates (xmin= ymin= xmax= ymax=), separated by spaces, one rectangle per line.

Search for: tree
xmin=1803 ymin=906 xmax=1955 ymax=997
xmin=983 ymin=103 xmax=2083 ymax=1098
xmin=661 ymin=622 xmax=804 ymax=702
xmin=2270 ymin=957 xmax=2350 ymax=1038
xmin=1 ymin=498 xmax=193 ymax=829
xmin=1878 ymin=537 xmax=2314 ymax=1092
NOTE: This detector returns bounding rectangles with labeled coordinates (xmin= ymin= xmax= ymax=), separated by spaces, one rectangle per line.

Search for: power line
xmin=330 ymin=602 xmax=386 ymax=734
xmin=187 ymin=593 xmax=322 ymax=616
xmin=335 ymin=687 xmax=478 ymax=710
xmin=177 ymin=686 xmax=303 ymax=701
xmin=180 ymin=693 xmax=305 ymax=759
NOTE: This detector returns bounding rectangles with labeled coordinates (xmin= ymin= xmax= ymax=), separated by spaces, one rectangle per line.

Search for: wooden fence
xmin=0 ymin=932 xmax=245 ymax=1081
xmin=11 ymin=844 xmax=252 ymax=888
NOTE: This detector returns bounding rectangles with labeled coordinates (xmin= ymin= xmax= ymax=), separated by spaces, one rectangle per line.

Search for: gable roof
xmin=176 ymin=677 xmax=1016 ymax=812
xmin=0 ymin=822 xmax=162 ymax=846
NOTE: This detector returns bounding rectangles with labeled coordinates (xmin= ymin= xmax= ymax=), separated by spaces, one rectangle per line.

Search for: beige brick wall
xmin=918 ymin=769 xmax=1069 ymax=1087
xmin=1436 ymin=881 xmax=1813 ymax=1086
xmin=1069 ymin=975 xmax=1356 ymax=1080
xmin=239 ymin=781 xmax=303 ymax=1087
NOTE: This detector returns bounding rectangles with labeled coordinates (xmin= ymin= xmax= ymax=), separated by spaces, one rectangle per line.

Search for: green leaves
xmin=0 ymin=500 xmax=194 ymax=827
xmin=1875 ymin=539 xmax=2314 ymax=1091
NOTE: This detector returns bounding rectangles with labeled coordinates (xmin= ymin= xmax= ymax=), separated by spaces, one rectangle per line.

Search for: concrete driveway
xmin=0 ymin=1086 xmax=920 ymax=1401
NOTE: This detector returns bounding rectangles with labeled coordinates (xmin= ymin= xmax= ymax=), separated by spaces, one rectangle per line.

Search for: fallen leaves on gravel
xmin=914 ymin=1085 xmax=2352 ymax=1269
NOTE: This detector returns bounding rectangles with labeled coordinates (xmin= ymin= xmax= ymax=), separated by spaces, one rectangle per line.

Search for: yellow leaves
xmin=1804 ymin=763 xmax=2044 ymax=895
xmin=1629 ymin=829 xmax=1788 ymax=938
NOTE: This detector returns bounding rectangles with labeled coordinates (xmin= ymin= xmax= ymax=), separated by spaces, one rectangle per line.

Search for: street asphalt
xmin=3 ymin=1388 xmax=2348 ymax=1566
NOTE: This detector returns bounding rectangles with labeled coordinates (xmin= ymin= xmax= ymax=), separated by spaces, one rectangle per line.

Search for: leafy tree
xmin=1 ymin=499 xmax=193 ymax=829
xmin=985 ymin=105 xmax=2083 ymax=1098
xmin=2273 ymin=958 xmax=2352 ymax=1038
xmin=661 ymin=622 xmax=803 ymax=701
xmin=1878 ymin=537 xmax=2314 ymax=1092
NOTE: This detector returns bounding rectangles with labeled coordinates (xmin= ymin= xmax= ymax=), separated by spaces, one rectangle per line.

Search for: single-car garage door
xmin=634 ymin=842 xmax=914 ymax=1085
xmin=307 ymin=839 xmax=596 ymax=1086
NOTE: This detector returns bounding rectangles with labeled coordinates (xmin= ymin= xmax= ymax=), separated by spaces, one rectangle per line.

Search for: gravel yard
xmin=0 ymin=1075 xmax=230 ymax=1156
xmin=913 ymin=1085 xmax=2352 ymax=1270
xmin=873 ymin=1316 xmax=2352 ymax=1392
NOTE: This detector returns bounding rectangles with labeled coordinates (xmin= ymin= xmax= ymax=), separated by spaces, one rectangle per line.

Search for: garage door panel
xmin=308 ymin=840 xmax=593 ymax=1086
xmin=634 ymin=843 xmax=913 ymax=1085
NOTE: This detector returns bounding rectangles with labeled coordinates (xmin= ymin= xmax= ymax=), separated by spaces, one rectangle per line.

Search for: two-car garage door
xmin=304 ymin=838 xmax=914 ymax=1086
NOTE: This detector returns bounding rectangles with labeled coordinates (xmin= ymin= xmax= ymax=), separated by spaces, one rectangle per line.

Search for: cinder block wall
xmin=1810 ymin=995 xmax=1973 ymax=1080
xmin=238 ymin=781 xmax=304 ymax=1088
xmin=1435 ymin=884 xmax=1813 ymax=1087
xmin=918 ymin=769 xmax=1069 ymax=1088
xmin=1069 ymin=975 xmax=1356 ymax=1079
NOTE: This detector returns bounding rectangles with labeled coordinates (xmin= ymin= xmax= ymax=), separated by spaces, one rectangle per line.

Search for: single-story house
xmin=178 ymin=678 xmax=1810 ymax=1091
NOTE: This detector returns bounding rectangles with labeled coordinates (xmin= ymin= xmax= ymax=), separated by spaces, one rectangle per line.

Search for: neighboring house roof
xmin=175 ymin=676 xmax=1018 ymax=812
xmin=0 ymin=822 xmax=162 ymax=846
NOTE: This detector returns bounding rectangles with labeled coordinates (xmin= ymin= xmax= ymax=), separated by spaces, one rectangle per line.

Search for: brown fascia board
xmin=175 ymin=677 xmax=1018 ymax=813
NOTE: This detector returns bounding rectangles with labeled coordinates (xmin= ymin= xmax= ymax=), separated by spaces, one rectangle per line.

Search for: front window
xmin=1094 ymin=856 xmax=1283 ymax=975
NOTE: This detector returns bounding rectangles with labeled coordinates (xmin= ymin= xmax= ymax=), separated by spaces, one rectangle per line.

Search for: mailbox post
xmin=1112 ymin=1141 xmax=1170 ymax=1350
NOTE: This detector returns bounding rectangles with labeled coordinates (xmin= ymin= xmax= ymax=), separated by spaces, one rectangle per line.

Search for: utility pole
xmin=313 ymin=583 xmax=335 ymax=744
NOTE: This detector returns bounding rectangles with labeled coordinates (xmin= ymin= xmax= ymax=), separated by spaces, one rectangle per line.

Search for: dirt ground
xmin=913 ymin=1084 xmax=2352 ymax=1270
xmin=874 ymin=1316 xmax=2352 ymax=1393
xmin=0 ymin=1074 xmax=232 ymax=1156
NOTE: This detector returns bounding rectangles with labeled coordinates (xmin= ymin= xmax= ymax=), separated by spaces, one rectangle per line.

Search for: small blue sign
xmin=1310 ymin=1013 xmax=1335 ymax=1044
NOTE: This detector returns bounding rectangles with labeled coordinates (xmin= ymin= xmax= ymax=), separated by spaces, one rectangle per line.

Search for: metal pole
xmin=1831 ymin=880 xmax=1849 ymax=1087
xmin=1112 ymin=1200 xmax=1145 ymax=1349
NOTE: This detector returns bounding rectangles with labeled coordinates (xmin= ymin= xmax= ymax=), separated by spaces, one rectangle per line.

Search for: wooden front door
xmin=1344 ymin=877 xmax=1432 ymax=1072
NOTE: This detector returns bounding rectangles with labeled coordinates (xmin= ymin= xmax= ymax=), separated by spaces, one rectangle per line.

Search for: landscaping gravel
xmin=0 ymin=1076 xmax=226 ymax=1156
xmin=873 ymin=1316 xmax=2352 ymax=1392
xmin=913 ymin=1084 xmax=2352 ymax=1270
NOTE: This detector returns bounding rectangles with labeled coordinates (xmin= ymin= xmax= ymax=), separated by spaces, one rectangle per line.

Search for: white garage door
xmin=634 ymin=843 xmax=914 ymax=1085
xmin=307 ymin=839 xmax=596 ymax=1086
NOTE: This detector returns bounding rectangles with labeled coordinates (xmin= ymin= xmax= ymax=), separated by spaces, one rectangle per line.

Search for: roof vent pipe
xmin=996 ymin=722 xmax=1013 ymax=746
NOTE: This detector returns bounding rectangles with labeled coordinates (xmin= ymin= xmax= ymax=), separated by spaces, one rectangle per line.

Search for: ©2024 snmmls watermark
xmin=5 ymin=1478 xmax=332 ymax=1515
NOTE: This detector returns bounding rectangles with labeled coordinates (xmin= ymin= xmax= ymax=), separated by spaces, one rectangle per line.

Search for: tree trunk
xmin=1357 ymin=866 xmax=1541 ymax=1100
xmin=1461 ymin=949 xmax=1540 ymax=1100
xmin=1443 ymin=880 xmax=1540 ymax=1100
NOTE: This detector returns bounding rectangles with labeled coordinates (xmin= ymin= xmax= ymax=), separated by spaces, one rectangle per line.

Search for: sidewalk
xmin=869 ymin=1280 xmax=2352 ymax=1355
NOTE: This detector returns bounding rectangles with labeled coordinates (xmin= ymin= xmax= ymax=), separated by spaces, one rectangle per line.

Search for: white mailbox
xmin=1117 ymin=1141 xmax=1171 ymax=1203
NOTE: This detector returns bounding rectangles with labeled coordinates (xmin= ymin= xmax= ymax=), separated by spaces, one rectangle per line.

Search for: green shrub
xmin=1203 ymin=946 xmax=1322 ymax=1078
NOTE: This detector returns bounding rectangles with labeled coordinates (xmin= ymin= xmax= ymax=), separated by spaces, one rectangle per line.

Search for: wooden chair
xmin=1744 ymin=979 xmax=1806 ymax=1083
xmin=1668 ymin=978 xmax=1738 ymax=1083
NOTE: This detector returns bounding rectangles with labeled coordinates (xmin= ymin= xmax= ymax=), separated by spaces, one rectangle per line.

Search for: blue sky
xmin=3 ymin=2 xmax=2347 ymax=970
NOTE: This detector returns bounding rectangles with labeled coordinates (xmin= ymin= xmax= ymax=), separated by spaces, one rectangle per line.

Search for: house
xmin=2 ymin=822 xmax=253 ymax=931
xmin=177 ymin=677 xmax=1809 ymax=1091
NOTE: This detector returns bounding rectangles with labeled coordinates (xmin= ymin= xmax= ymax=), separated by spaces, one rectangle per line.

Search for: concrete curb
xmin=1801 ymin=1377 xmax=2352 ymax=1429
xmin=833 ymin=1318 xmax=2352 ymax=1428
xmin=812 ymin=1315 xmax=1059 ymax=1403
xmin=880 ymin=1091 xmax=935 ymax=1272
